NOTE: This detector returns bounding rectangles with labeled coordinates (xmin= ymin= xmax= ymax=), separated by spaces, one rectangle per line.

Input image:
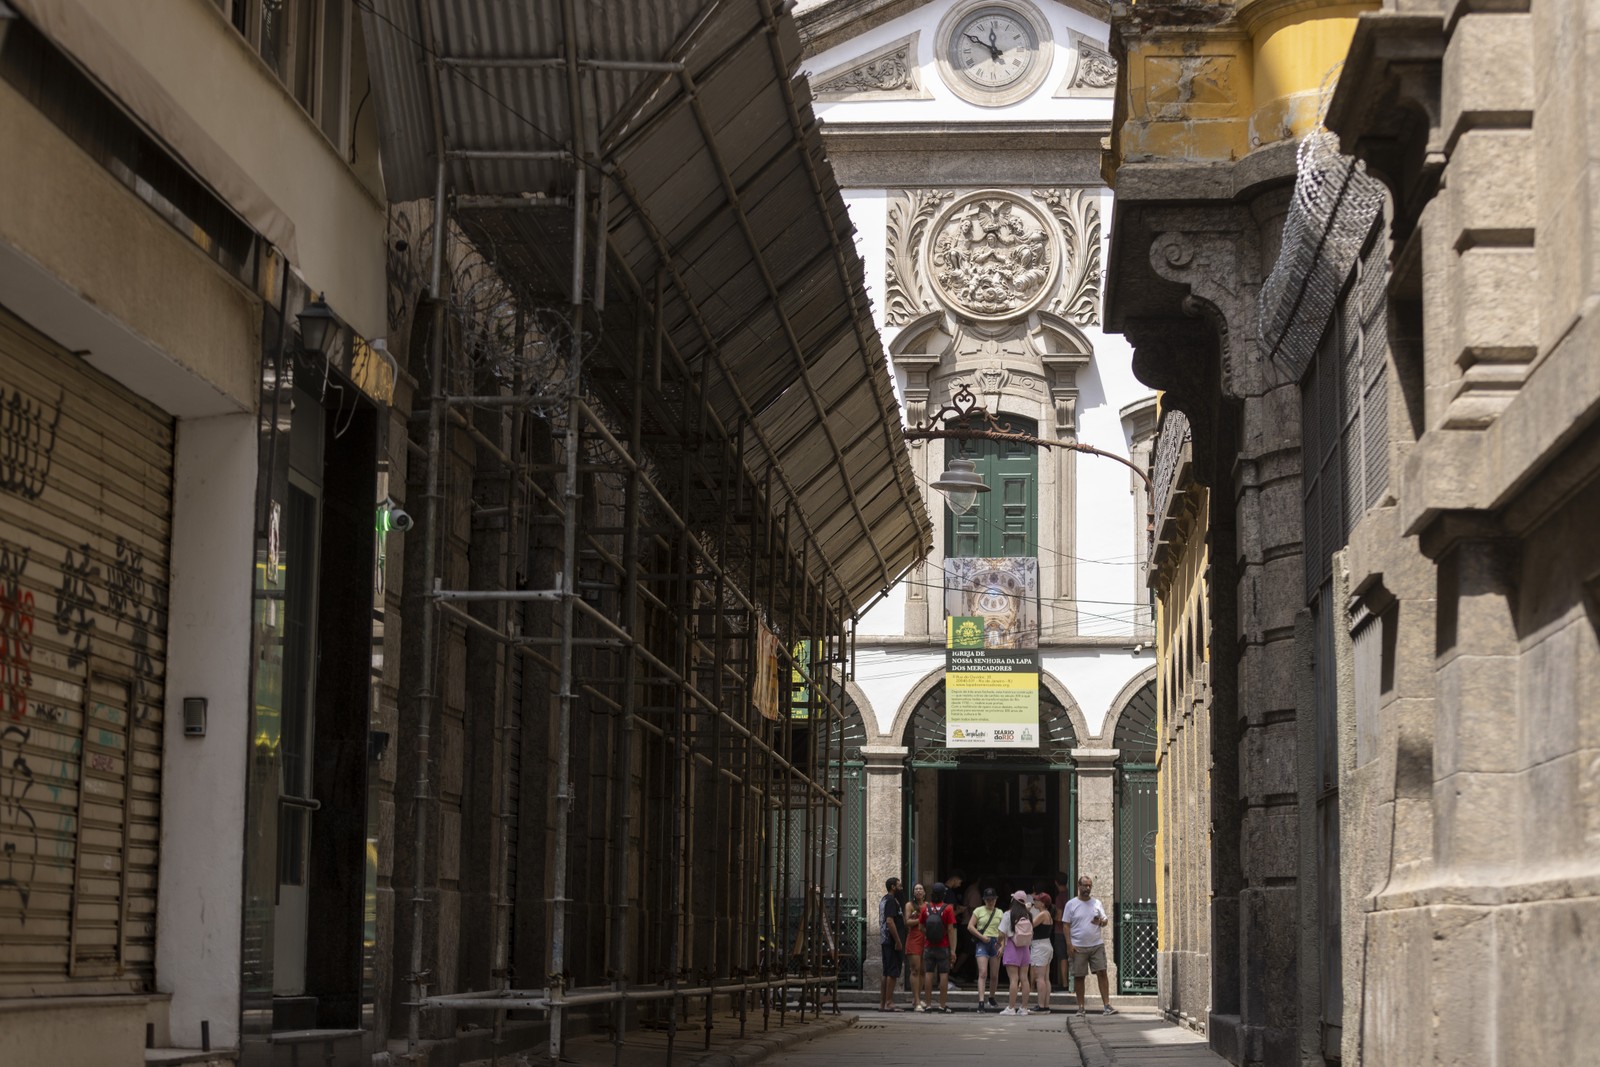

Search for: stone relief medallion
xmin=927 ymin=192 xmax=1059 ymax=322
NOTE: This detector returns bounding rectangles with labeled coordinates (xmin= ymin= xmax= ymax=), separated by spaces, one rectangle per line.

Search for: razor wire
xmin=1258 ymin=107 xmax=1387 ymax=380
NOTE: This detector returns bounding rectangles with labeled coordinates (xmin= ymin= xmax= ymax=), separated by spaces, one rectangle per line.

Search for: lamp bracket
xmin=910 ymin=383 xmax=1019 ymax=437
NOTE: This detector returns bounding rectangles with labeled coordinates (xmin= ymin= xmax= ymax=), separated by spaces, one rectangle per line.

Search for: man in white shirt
xmin=1060 ymin=873 xmax=1117 ymax=1016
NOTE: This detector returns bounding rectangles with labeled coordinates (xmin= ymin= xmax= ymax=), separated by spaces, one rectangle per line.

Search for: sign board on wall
xmin=943 ymin=555 xmax=1041 ymax=748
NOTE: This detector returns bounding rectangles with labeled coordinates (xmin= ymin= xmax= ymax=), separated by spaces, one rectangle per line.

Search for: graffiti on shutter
xmin=0 ymin=308 xmax=172 ymax=992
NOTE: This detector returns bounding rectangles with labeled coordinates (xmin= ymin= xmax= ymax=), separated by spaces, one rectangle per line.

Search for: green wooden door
xmin=946 ymin=417 xmax=1038 ymax=558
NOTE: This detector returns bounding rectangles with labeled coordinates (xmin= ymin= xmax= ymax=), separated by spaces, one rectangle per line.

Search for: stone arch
xmin=1099 ymin=664 xmax=1159 ymax=743
xmin=887 ymin=663 xmax=948 ymax=749
xmin=838 ymin=673 xmax=884 ymax=743
xmin=818 ymin=671 xmax=873 ymax=761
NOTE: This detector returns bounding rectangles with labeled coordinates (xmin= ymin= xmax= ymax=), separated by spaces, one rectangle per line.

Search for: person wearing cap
xmin=1028 ymin=891 xmax=1056 ymax=1012
xmin=996 ymin=890 xmax=1033 ymax=1015
xmin=918 ymin=882 xmax=957 ymax=1013
xmin=966 ymin=887 xmax=1004 ymax=1011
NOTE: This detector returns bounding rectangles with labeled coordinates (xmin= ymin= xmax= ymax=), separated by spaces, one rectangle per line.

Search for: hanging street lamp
xmin=904 ymin=384 xmax=1151 ymax=517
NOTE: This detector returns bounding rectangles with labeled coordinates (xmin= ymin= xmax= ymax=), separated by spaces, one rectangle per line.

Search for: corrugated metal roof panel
xmin=358 ymin=0 xmax=929 ymax=611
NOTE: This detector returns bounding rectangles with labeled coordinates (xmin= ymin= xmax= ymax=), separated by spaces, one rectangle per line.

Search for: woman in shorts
xmin=904 ymin=883 xmax=929 ymax=1010
xmin=967 ymin=887 xmax=1004 ymax=1011
xmin=997 ymin=890 xmax=1033 ymax=1015
xmin=1029 ymin=892 xmax=1056 ymax=1012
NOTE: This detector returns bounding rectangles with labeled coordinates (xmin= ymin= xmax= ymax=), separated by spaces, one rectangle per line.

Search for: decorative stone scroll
xmin=1054 ymin=31 xmax=1116 ymax=98
xmin=885 ymin=189 xmax=952 ymax=325
xmin=811 ymin=33 xmax=932 ymax=101
xmin=1034 ymin=188 xmax=1102 ymax=325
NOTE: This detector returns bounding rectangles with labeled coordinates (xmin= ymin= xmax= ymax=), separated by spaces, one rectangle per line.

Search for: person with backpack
xmin=997 ymin=889 xmax=1034 ymax=1015
xmin=904 ymin=883 xmax=929 ymax=1010
xmin=918 ymin=881 xmax=957 ymax=1013
xmin=1029 ymin=891 xmax=1057 ymax=1013
xmin=966 ymin=887 xmax=1004 ymax=1012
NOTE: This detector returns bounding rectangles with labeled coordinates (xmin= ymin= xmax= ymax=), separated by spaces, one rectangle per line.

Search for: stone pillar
xmin=861 ymin=745 xmax=908 ymax=990
xmin=1073 ymin=747 xmax=1119 ymax=990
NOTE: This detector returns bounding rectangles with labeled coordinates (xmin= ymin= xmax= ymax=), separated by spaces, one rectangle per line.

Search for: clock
xmin=937 ymin=0 xmax=1053 ymax=107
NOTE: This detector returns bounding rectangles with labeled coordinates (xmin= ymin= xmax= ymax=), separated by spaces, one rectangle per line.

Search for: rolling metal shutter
xmin=0 ymin=305 xmax=173 ymax=994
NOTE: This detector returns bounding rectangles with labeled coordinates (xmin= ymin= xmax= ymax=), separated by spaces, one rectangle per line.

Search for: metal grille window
xmin=1302 ymin=229 xmax=1390 ymax=599
xmin=1113 ymin=682 xmax=1158 ymax=994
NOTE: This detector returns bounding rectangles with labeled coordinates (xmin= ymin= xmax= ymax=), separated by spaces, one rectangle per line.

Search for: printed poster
xmin=943 ymin=557 xmax=1041 ymax=748
xmin=945 ymin=622 xmax=1040 ymax=748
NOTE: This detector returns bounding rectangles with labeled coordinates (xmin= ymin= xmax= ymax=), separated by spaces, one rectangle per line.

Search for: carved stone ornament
xmin=1054 ymin=32 xmax=1116 ymax=98
xmin=885 ymin=189 xmax=953 ymax=325
xmin=1033 ymin=188 xmax=1102 ymax=325
xmin=927 ymin=192 xmax=1059 ymax=322
xmin=810 ymin=33 xmax=932 ymax=101
xmin=975 ymin=364 xmax=1008 ymax=393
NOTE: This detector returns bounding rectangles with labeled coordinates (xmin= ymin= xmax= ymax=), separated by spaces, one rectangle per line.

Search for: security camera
xmin=381 ymin=498 xmax=415 ymax=533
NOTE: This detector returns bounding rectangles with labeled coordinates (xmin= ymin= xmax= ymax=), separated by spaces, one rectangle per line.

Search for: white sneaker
xmin=998 ymin=1007 xmax=1017 ymax=1016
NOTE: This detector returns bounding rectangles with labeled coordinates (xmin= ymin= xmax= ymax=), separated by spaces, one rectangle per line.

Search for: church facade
xmin=797 ymin=0 xmax=1159 ymax=995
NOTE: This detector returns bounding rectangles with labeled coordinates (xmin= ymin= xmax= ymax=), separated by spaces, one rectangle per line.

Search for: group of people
xmin=877 ymin=871 xmax=1119 ymax=1017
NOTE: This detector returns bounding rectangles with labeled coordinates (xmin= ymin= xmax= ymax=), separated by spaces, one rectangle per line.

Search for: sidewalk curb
xmin=1065 ymin=1015 xmax=1113 ymax=1067
xmin=685 ymin=1013 xmax=857 ymax=1067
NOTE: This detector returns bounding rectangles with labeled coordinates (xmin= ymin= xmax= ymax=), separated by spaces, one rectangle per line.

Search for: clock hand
xmin=964 ymin=32 xmax=1002 ymax=61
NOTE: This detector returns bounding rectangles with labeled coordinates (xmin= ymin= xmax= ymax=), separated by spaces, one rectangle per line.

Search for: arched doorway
xmin=902 ymin=682 xmax=1078 ymax=907
xmin=1113 ymin=680 xmax=1158 ymax=993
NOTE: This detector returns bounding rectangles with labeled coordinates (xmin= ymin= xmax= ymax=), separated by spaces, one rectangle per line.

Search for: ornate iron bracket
xmin=904 ymin=382 xmax=1151 ymax=488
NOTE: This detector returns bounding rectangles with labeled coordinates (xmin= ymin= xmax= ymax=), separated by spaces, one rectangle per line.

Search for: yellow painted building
xmin=1105 ymin=0 xmax=1375 ymax=1062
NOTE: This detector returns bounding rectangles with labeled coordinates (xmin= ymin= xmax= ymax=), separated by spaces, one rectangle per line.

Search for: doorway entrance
xmin=902 ymin=682 xmax=1078 ymax=895
xmin=937 ymin=768 xmax=1061 ymax=891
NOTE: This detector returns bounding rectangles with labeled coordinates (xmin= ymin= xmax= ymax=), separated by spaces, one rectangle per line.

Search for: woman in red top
xmin=903 ymin=883 xmax=929 ymax=1010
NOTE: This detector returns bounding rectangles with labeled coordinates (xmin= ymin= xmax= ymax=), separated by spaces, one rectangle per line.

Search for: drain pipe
xmin=407 ymin=157 xmax=448 ymax=1062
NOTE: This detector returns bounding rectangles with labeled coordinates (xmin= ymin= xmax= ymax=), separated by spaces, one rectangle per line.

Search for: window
xmin=215 ymin=0 xmax=353 ymax=148
xmin=945 ymin=416 xmax=1038 ymax=558
xmin=1301 ymin=226 xmax=1389 ymax=600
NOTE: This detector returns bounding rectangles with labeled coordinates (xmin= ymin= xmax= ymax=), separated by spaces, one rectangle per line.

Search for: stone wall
xmin=1327 ymin=3 xmax=1600 ymax=1063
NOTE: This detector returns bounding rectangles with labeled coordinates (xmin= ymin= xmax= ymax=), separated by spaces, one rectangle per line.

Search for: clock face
xmin=937 ymin=1 xmax=1052 ymax=106
xmin=954 ymin=12 xmax=1037 ymax=89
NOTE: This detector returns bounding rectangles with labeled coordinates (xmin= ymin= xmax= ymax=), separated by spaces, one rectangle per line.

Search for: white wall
xmin=807 ymin=0 xmax=1116 ymax=127
xmin=825 ymin=0 xmax=1153 ymax=735
xmin=156 ymin=413 xmax=259 ymax=1049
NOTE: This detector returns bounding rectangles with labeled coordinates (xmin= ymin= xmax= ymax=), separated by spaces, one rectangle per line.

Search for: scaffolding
xmin=360 ymin=2 xmax=932 ymax=1062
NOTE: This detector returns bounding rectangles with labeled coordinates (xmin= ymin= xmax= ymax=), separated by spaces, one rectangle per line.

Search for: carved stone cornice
xmin=810 ymin=32 xmax=931 ymax=100
xmin=1055 ymin=31 xmax=1116 ymax=97
xmin=797 ymin=0 xmax=1112 ymax=60
xmin=1324 ymin=12 xmax=1446 ymax=240
xmin=893 ymin=351 xmax=944 ymax=433
xmin=1143 ymin=208 xmax=1272 ymax=400
xmin=1042 ymin=351 xmax=1091 ymax=439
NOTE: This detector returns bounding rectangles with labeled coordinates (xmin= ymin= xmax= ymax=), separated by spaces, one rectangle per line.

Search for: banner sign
xmin=943 ymin=557 xmax=1039 ymax=648
xmin=945 ymin=635 xmax=1041 ymax=747
xmin=790 ymin=639 xmax=812 ymax=720
xmin=943 ymin=556 xmax=1041 ymax=748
